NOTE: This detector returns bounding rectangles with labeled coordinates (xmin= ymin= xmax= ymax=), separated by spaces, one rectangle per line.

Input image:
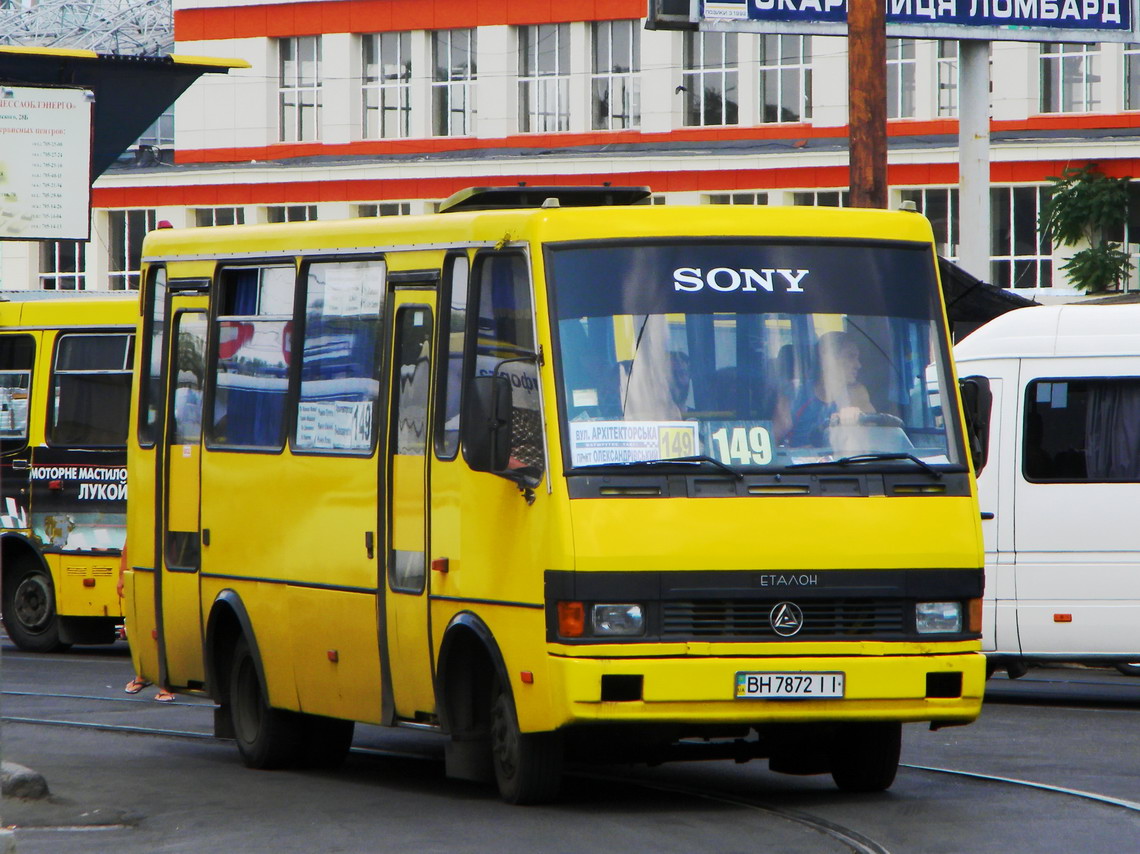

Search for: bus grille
xmin=661 ymin=599 xmax=907 ymax=639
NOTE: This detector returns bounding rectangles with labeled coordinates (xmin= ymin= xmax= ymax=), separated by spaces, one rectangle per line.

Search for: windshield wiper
xmin=786 ymin=452 xmax=944 ymax=479
xmin=575 ymin=455 xmax=745 ymax=481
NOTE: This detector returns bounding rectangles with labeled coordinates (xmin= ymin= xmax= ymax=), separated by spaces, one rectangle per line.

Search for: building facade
xmin=4 ymin=0 xmax=1140 ymax=298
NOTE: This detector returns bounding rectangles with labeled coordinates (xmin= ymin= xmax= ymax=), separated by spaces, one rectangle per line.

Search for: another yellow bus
xmin=1 ymin=293 xmax=136 ymax=652
xmin=125 ymin=188 xmax=985 ymax=803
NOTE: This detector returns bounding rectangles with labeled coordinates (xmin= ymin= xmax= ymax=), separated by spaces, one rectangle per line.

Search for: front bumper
xmin=538 ymin=650 xmax=984 ymax=729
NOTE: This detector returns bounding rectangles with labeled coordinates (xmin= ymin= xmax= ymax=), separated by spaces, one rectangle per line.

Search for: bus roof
xmin=0 ymin=291 xmax=137 ymax=328
xmin=142 ymin=201 xmax=937 ymax=263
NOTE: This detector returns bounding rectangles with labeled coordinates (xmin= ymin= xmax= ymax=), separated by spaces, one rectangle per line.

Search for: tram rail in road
xmin=3 ymin=641 xmax=1140 ymax=854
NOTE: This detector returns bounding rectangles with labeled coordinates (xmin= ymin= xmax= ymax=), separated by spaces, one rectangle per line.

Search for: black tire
xmin=1004 ymin=659 xmax=1029 ymax=679
xmin=489 ymin=687 xmax=563 ymax=805
xmin=229 ymin=636 xmax=302 ymax=769
xmin=1115 ymin=662 xmax=1140 ymax=677
xmin=830 ymin=722 xmax=902 ymax=793
xmin=298 ymin=715 xmax=355 ymax=770
xmin=2 ymin=561 xmax=71 ymax=653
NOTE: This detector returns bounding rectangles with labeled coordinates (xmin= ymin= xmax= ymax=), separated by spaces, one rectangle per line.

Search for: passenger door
xmin=1013 ymin=362 xmax=1140 ymax=657
xmin=964 ymin=362 xmax=1018 ymax=654
xmin=384 ymin=294 xmax=437 ymax=720
xmin=158 ymin=302 xmax=208 ymax=687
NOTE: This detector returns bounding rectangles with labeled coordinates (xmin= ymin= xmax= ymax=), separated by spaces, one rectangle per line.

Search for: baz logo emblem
xmin=770 ymin=601 xmax=804 ymax=637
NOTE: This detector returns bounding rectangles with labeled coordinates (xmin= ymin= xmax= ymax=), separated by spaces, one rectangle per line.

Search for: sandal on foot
xmin=154 ymin=690 xmax=175 ymax=702
xmin=124 ymin=677 xmax=151 ymax=694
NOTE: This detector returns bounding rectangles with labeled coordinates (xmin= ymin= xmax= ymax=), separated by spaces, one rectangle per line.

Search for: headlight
xmin=592 ymin=604 xmax=645 ymax=637
xmin=916 ymin=601 xmax=962 ymax=634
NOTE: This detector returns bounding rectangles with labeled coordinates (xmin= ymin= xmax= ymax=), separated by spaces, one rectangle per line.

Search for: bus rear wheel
xmin=229 ymin=636 xmax=302 ymax=769
xmin=2 ymin=562 xmax=70 ymax=653
xmin=489 ymin=687 xmax=563 ymax=805
xmin=830 ymin=722 xmax=901 ymax=793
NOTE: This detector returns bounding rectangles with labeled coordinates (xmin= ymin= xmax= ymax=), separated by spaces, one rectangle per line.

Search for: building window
xmin=592 ymin=20 xmax=640 ymax=130
xmin=1126 ymin=43 xmax=1140 ymax=110
xmin=357 ymin=203 xmax=412 ymax=217
xmin=1024 ymin=378 xmax=1140 ymax=481
xmin=363 ymin=32 xmax=412 ymax=139
xmin=991 ymin=186 xmax=1052 ymax=290
xmin=1040 ymin=42 xmax=1101 ymax=113
xmin=195 ymin=208 xmax=245 ymax=227
xmin=793 ymin=190 xmax=848 ymax=207
xmin=279 ymin=36 xmax=322 ymax=142
xmin=138 ymin=106 xmax=174 ymax=148
xmin=267 ymin=206 xmax=317 ymax=223
xmin=900 ymin=187 xmax=959 ymax=261
xmin=758 ymin=35 xmax=811 ymax=123
xmin=519 ymin=24 xmax=570 ymax=132
xmin=432 ymin=29 xmax=477 ymax=137
xmin=107 ymin=209 xmax=156 ymax=291
xmin=683 ymin=32 xmax=738 ymax=126
xmin=886 ymin=39 xmax=916 ymax=119
xmin=706 ymin=192 xmax=768 ymax=205
xmin=937 ymin=41 xmax=958 ymax=118
xmin=39 ymin=241 xmax=87 ymax=290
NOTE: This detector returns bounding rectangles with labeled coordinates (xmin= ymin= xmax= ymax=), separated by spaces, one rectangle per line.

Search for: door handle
xmin=980 ymin=512 xmax=995 ymax=520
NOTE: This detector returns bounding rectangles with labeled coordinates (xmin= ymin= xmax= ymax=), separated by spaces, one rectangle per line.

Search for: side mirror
xmin=958 ymin=375 xmax=992 ymax=473
xmin=462 ymin=374 xmax=512 ymax=473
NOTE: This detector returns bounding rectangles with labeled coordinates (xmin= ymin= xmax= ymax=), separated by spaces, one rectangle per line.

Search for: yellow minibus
xmin=125 ymin=187 xmax=985 ymax=802
xmin=1 ymin=293 xmax=136 ymax=651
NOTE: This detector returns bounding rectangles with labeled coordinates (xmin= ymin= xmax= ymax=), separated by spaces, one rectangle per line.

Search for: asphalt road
xmin=3 ymin=641 xmax=1139 ymax=854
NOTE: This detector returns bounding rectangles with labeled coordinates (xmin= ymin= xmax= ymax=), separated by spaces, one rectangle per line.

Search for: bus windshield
xmin=547 ymin=239 xmax=963 ymax=472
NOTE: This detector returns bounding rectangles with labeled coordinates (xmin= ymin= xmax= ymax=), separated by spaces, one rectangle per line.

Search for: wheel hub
xmin=13 ymin=574 xmax=52 ymax=632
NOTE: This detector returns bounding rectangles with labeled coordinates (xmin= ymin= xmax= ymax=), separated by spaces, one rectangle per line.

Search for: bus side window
xmin=138 ymin=265 xmax=167 ymax=447
xmin=434 ymin=252 xmax=469 ymax=460
xmin=48 ymin=333 xmax=133 ymax=447
xmin=209 ymin=266 xmax=296 ymax=450
xmin=294 ymin=259 xmax=386 ymax=454
xmin=0 ymin=335 xmax=34 ymax=447
xmin=467 ymin=252 xmax=543 ymax=477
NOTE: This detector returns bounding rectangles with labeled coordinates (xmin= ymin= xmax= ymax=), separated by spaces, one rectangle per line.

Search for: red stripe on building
xmin=93 ymin=160 xmax=1121 ymax=209
xmin=175 ymin=0 xmax=646 ymax=41
xmin=173 ymin=112 xmax=1140 ymax=167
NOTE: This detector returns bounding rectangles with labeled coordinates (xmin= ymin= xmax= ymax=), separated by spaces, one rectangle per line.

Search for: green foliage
xmin=1060 ymin=245 xmax=1133 ymax=292
xmin=1039 ymin=163 xmax=1133 ymax=293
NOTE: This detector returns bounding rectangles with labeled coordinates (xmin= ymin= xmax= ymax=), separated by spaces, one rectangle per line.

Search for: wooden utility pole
xmin=847 ymin=0 xmax=888 ymax=208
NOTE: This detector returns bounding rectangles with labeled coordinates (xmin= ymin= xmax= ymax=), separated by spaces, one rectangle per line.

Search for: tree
xmin=1039 ymin=163 xmax=1133 ymax=293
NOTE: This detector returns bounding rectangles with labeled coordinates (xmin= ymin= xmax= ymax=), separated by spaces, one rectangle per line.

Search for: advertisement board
xmin=649 ymin=0 xmax=1140 ymax=41
xmin=0 ymin=86 xmax=92 ymax=241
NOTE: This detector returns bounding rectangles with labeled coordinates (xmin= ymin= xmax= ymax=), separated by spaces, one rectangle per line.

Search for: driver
xmin=784 ymin=331 xmax=875 ymax=446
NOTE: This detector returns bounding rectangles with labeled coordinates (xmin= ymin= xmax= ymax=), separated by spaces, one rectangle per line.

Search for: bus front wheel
xmin=229 ymin=636 xmax=302 ymax=769
xmin=830 ymin=722 xmax=901 ymax=793
xmin=2 ymin=562 xmax=70 ymax=653
xmin=489 ymin=687 xmax=563 ymax=805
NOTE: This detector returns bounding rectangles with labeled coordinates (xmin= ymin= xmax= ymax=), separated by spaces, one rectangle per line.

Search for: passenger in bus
xmin=784 ymin=331 xmax=876 ymax=446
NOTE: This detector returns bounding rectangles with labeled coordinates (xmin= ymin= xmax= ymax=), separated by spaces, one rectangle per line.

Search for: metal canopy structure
xmin=0 ymin=46 xmax=247 ymax=178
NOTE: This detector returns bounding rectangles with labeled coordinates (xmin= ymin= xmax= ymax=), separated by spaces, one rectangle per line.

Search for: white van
xmin=955 ymin=303 xmax=1140 ymax=677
